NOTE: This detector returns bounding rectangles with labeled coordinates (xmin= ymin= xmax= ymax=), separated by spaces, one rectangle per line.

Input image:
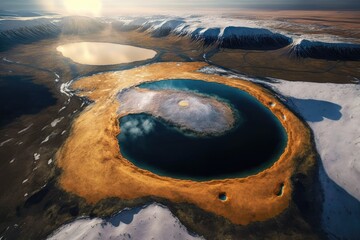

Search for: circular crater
xmin=218 ymin=193 xmax=227 ymax=201
xmin=117 ymin=79 xmax=287 ymax=180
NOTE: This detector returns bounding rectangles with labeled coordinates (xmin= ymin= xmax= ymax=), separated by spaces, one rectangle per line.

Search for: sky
xmin=1 ymin=0 xmax=360 ymax=16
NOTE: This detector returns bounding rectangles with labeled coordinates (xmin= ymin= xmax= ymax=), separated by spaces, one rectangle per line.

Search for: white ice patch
xmin=34 ymin=153 xmax=40 ymax=161
xmin=54 ymin=72 xmax=60 ymax=82
xmin=58 ymin=106 xmax=66 ymax=113
xmin=60 ymin=80 xmax=73 ymax=97
xmin=0 ymin=138 xmax=13 ymax=147
xmin=41 ymin=136 xmax=50 ymax=144
xmin=2 ymin=57 xmax=13 ymax=63
xmin=41 ymin=132 xmax=57 ymax=144
xmin=18 ymin=123 xmax=33 ymax=134
xmin=47 ymin=203 xmax=204 ymax=240
xmin=22 ymin=179 xmax=28 ymax=184
xmin=48 ymin=159 xmax=53 ymax=165
xmin=51 ymin=117 xmax=64 ymax=127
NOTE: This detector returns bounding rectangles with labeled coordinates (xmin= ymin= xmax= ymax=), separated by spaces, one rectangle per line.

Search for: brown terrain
xmin=1 ymin=10 xmax=358 ymax=239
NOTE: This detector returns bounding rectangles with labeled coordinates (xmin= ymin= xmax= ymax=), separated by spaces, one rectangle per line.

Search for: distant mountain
xmin=289 ymin=39 xmax=360 ymax=61
xmin=0 ymin=16 xmax=105 ymax=51
xmin=1 ymin=15 xmax=359 ymax=61
xmin=0 ymin=10 xmax=44 ymax=17
xmin=112 ymin=17 xmax=292 ymax=50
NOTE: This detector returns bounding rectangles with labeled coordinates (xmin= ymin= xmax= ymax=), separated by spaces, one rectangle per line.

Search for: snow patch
xmin=54 ymin=72 xmax=60 ymax=82
xmin=0 ymin=138 xmax=13 ymax=147
xmin=60 ymin=80 xmax=73 ymax=97
xmin=40 ymin=136 xmax=50 ymax=144
xmin=51 ymin=117 xmax=64 ymax=127
xmin=41 ymin=132 xmax=58 ymax=144
xmin=33 ymin=153 xmax=40 ymax=161
xmin=47 ymin=203 xmax=204 ymax=240
xmin=58 ymin=106 xmax=66 ymax=112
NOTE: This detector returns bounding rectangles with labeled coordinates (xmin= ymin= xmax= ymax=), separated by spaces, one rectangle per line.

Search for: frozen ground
xmin=47 ymin=203 xmax=204 ymax=240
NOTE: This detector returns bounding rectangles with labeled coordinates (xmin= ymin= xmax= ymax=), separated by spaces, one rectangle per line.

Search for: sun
xmin=62 ymin=0 xmax=102 ymax=16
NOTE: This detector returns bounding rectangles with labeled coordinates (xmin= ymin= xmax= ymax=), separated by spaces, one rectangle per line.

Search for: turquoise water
xmin=117 ymin=79 xmax=287 ymax=181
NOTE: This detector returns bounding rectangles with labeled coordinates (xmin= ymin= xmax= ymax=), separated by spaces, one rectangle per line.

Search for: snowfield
xmin=47 ymin=203 xmax=204 ymax=240
xmin=270 ymin=81 xmax=360 ymax=200
xmin=271 ymin=79 xmax=360 ymax=239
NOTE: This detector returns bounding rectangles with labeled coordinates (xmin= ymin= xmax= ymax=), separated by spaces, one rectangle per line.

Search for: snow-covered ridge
xmin=111 ymin=16 xmax=360 ymax=58
xmin=0 ymin=18 xmax=60 ymax=48
xmin=1 ymin=14 xmax=359 ymax=60
xmin=289 ymin=39 xmax=360 ymax=61
xmin=0 ymin=16 xmax=105 ymax=51
xmin=112 ymin=16 xmax=292 ymax=50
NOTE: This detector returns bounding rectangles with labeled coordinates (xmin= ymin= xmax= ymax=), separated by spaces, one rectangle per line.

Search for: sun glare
xmin=63 ymin=0 xmax=102 ymax=16
xmin=39 ymin=0 xmax=102 ymax=17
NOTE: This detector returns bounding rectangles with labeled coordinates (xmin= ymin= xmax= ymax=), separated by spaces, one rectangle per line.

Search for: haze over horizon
xmin=1 ymin=0 xmax=360 ymax=16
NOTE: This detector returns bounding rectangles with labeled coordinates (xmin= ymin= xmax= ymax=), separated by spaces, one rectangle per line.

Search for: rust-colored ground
xmin=56 ymin=62 xmax=315 ymax=225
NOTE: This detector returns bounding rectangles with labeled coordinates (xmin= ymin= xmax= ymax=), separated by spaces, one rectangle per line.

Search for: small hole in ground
xmin=276 ymin=183 xmax=285 ymax=196
xmin=218 ymin=192 xmax=227 ymax=201
xmin=269 ymin=102 xmax=276 ymax=107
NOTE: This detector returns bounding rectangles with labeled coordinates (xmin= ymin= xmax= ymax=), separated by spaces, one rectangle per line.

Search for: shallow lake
xmin=56 ymin=42 xmax=156 ymax=65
